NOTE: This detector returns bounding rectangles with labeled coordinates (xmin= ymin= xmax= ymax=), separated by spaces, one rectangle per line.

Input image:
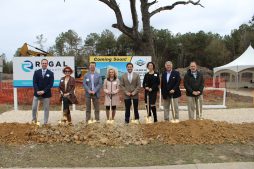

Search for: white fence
xmin=159 ymin=87 xmax=227 ymax=110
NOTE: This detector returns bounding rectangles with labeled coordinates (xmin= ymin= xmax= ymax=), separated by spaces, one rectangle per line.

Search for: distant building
xmin=99 ymin=66 xmax=126 ymax=80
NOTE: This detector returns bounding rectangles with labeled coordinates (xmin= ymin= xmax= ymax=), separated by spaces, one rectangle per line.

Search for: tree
xmin=116 ymin=34 xmax=135 ymax=56
xmin=204 ymin=37 xmax=231 ymax=69
xmin=1 ymin=53 xmax=13 ymax=74
xmin=98 ymin=0 xmax=203 ymax=66
xmin=34 ymin=34 xmax=47 ymax=50
xmin=54 ymin=30 xmax=85 ymax=66
xmin=84 ymin=33 xmax=99 ymax=55
xmin=96 ymin=29 xmax=117 ymax=55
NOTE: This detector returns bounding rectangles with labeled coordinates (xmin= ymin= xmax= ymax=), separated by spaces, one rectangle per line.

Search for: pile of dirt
xmin=0 ymin=120 xmax=254 ymax=146
xmin=29 ymin=123 xmax=147 ymax=146
xmin=142 ymin=120 xmax=254 ymax=144
xmin=0 ymin=123 xmax=36 ymax=144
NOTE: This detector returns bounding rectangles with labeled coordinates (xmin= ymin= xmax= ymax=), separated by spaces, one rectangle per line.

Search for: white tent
xmin=213 ymin=45 xmax=254 ymax=88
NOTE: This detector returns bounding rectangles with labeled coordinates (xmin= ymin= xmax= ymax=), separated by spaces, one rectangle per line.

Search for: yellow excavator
xmin=18 ymin=43 xmax=88 ymax=81
xmin=19 ymin=43 xmax=50 ymax=56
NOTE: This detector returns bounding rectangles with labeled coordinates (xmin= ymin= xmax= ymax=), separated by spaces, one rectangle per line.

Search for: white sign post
xmin=13 ymin=57 xmax=75 ymax=111
xmin=0 ymin=57 xmax=3 ymax=83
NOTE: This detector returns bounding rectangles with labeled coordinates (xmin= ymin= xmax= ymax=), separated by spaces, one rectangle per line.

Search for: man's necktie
xmin=42 ymin=70 xmax=46 ymax=77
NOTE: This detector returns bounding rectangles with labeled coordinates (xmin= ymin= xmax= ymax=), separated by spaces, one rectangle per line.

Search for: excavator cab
xmin=19 ymin=43 xmax=50 ymax=56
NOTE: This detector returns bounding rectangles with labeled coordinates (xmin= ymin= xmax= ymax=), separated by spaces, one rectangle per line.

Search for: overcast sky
xmin=1 ymin=0 xmax=253 ymax=60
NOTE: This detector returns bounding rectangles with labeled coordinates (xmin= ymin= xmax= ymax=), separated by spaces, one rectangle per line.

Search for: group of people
xmin=31 ymin=58 xmax=204 ymax=125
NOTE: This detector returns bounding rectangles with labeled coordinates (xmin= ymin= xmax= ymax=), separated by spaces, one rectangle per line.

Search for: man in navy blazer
xmin=161 ymin=61 xmax=181 ymax=121
xmin=32 ymin=59 xmax=54 ymax=125
xmin=83 ymin=62 xmax=102 ymax=122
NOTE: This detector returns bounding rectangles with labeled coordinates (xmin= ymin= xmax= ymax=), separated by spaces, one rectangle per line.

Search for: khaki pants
xmin=85 ymin=95 xmax=100 ymax=121
xmin=163 ymin=97 xmax=179 ymax=121
xmin=32 ymin=96 xmax=50 ymax=124
xmin=187 ymin=95 xmax=203 ymax=119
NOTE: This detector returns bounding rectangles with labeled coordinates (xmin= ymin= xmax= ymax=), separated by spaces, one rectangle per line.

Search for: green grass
xmin=0 ymin=143 xmax=254 ymax=167
xmin=0 ymin=104 xmax=13 ymax=114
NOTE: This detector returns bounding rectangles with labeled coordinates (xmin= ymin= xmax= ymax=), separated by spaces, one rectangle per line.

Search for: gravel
xmin=0 ymin=108 xmax=254 ymax=124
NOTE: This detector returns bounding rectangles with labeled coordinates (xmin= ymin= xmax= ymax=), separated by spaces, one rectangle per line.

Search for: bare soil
xmin=0 ymin=120 xmax=254 ymax=146
xmin=0 ymin=121 xmax=254 ymax=167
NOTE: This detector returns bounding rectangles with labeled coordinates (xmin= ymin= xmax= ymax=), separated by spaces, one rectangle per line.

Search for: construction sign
xmin=90 ymin=56 xmax=152 ymax=84
xmin=13 ymin=57 xmax=75 ymax=88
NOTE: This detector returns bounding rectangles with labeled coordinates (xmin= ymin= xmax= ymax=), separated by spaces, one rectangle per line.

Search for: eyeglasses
xmin=64 ymin=71 xmax=71 ymax=73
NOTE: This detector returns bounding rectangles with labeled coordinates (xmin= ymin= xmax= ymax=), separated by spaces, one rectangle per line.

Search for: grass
xmin=0 ymin=142 xmax=253 ymax=167
xmin=0 ymin=104 xmax=13 ymax=114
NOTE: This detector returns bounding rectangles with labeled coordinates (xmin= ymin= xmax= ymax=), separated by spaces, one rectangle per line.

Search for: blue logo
xmin=135 ymin=59 xmax=146 ymax=66
xmin=22 ymin=60 xmax=33 ymax=72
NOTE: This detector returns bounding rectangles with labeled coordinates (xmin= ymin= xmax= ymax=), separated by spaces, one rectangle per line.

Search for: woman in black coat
xmin=142 ymin=62 xmax=160 ymax=122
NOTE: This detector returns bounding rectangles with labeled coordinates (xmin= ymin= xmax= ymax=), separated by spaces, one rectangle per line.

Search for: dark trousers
xmin=124 ymin=98 xmax=139 ymax=123
xmin=62 ymin=97 xmax=72 ymax=122
xmin=145 ymin=91 xmax=158 ymax=122
xmin=63 ymin=97 xmax=71 ymax=111
xmin=144 ymin=91 xmax=157 ymax=105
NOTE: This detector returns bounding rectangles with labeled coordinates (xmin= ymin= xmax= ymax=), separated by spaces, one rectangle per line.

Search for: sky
xmin=0 ymin=0 xmax=253 ymax=60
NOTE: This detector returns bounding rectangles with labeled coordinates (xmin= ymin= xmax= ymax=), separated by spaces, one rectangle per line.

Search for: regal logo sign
xmin=13 ymin=57 xmax=74 ymax=88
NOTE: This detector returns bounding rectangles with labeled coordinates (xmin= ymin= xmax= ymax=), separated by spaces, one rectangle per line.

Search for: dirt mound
xmin=29 ymin=123 xmax=146 ymax=146
xmin=142 ymin=120 xmax=254 ymax=144
xmin=0 ymin=123 xmax=36 ymax=144
xmin=0 ymin=120 xmax=254 ymax=146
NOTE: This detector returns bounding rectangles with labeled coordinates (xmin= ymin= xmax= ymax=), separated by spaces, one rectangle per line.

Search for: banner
xmin=90 ymin=56 xmax=151 ymax=84
xmin=13 ymin=57 xmax=75 ymax=88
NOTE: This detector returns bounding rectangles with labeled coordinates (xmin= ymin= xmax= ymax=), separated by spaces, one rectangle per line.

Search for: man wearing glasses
xmin=32 ymin=59 xmax=54 ymax=125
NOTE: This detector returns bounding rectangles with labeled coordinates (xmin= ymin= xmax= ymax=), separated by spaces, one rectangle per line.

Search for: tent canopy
xmin=214 ymin=45 xmax=254 ymax=74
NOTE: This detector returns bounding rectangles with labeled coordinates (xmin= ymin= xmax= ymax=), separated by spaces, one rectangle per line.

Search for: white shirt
xmin=166 ymin=71 xmax=171 ymax=82
xmin=42 ymin=69 xmax=47 ymax=77
xmin=128 ymin=72 xmax=133 ymax=83
xmin=191 ymin=71 xmax=197 ymax=79
xmin=91 ymin=74 xmax=95 ymax=90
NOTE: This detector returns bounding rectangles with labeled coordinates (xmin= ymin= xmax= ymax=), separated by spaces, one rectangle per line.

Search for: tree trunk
xmin=139 ymin=0 xmax=157 ymax=67
xmin=98 ymin=0 xmax=203 ymax=69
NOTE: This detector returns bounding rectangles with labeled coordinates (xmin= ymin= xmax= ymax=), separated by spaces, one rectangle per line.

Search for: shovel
xmin=88 ymin=95 xmax=97 ymax=124
xmin=145 ymin=91 xmax=153 ymax=124
xmin=130 ymin=98 xmax=139 ymax=124
xmin=58 ymin=97 xmax=68 ymax=125
xmin=196 ymin=96 xmax=203 ymax=120
xmin=170 ymin=96 xmax=179 ymax=123
xmin=106 ymin=93 xmax=114 ymax=124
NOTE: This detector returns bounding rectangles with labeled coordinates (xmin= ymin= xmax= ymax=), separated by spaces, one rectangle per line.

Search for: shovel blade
xmin=146 ymin=116 xmax=153 ymax=124
xmin=170 ymin=119 xmax=180 ymax=123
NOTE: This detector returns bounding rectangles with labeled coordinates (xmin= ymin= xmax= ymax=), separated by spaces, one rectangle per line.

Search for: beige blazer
xmin=103 ymin=78 xmax=120 ymax=106
xmin=120 ymin=72 xmax=141 ymax=99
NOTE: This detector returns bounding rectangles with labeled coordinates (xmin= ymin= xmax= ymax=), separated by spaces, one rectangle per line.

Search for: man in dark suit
xmin=161 ymin=61 xmax=181 ymax=122
xmin=32 ymin=58 xmax=54 ymax=125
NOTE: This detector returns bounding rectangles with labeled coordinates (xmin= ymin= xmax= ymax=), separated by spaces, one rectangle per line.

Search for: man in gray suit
xmin=120 ymin=62 xmax=141 ymax=123
xmin=83 ymin=62 xmax=102 ymax=122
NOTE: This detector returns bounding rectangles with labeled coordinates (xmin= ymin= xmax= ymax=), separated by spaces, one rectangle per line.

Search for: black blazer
xmin=33 ymin=69 xmax=54 ymax=98
xmin=142 ymin=72 xmax=160 ymax=92
xmin=161 ymin=70 xmax=181 ymax=99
